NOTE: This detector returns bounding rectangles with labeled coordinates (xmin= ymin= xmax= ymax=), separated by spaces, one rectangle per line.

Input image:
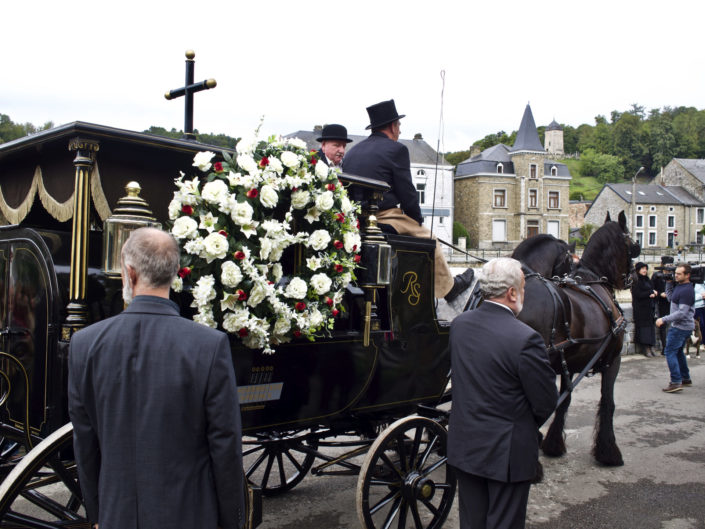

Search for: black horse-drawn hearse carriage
xmin=0 ymin=122 xmax=457 ymax=528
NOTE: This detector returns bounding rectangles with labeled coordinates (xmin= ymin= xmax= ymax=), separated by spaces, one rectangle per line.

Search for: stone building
xmin=286 ymin=129 xmax=455 ymax=249
xmin=584 ymin=183 xmax=705 ymax=248
xmin=661 ymin=158 xmax=705 ymax=202
xmin=454 ymin=104 xmax=572 ymax=249
xmin=544 ymin=119 xmax=564 ymax=156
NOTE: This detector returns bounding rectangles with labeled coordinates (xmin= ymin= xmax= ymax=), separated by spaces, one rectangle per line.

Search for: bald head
xmin=121 ymin=227 xmax=180 ymax=294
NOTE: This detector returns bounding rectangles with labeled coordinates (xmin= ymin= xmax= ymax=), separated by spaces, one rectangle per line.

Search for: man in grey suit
xmin=68 ymin=227 xmax=245 ymax=529
xmin=448 ymin=257 xmax=557 ymax=529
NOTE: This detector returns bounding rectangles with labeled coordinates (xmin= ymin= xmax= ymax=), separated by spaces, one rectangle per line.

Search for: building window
xmin=494 ymin=189 xmax=506 ymax=208
xmin=417 ymin=169 xmax=426 ymax=177
xmin=439 ymin=216 xmax=444 ymax=224
xmin=698 ymin=232 xmax=704 ymax=244
xmin=417 ymin=183 xmax=426 ymax=204
xmin=650 ymin=206 xmax=656 ymax=212
xmin=636 ymin=205 xmax=643 ymax=212
xmin=648 ymin=232 xmax=657 ymax=246
xmin=492 ymin=219 xmax=507 ymax=242
xmin=497 ymin=163 xmax=504 ymax=174
xmin=547 ymin=220 xmax=559 ymax=238
xmin=669 ymin=207 xmax=674 ymax=212
xmin=527 ymin=220 xmax=539 ymax=238
xmin=635 ymin=232 xmax=644 ymax=246
xmin=550 ymin=166 xmax=557 ymax=176
xmin=530 ymin=164 xmax=537 ymax=179
xmin=698 ymin=208 xmax=704 ymax=224
xmin=635 ymin=215 xmax=643 ymax=228
xmin=648 ymin=215 xmax=656 ymax=228
xmin=529 ymin=189 xmax=538 ymax=208
xmin=548 ymin=191 xmax=559 ymax=209
xmin=667 ymin=215 xmax=675 ymax=228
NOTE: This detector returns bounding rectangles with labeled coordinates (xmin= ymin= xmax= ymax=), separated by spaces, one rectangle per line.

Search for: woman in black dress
xmin=632 ymin=262 xmax=657 ymax=356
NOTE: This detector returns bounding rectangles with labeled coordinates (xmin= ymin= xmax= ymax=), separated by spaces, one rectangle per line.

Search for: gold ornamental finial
xmin=185 ymin=49 xmax=195 ymax=60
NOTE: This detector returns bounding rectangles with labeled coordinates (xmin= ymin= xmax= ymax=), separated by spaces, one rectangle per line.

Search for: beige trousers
xmin=377 ymin=208 xmax=454 ymax=298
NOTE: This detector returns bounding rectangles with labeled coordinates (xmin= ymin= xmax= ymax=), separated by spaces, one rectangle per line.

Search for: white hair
xmin=478 ymin=257 xmax=524 ymax=299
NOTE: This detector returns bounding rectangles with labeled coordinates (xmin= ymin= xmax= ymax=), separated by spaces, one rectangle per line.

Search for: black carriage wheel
xmin=0 ymin=422 xmax=89 ymax=528
xmin=243 ymin=431 xmax=318 ymax=496
xmin=356 ymin=416 xmax=456 ymax=529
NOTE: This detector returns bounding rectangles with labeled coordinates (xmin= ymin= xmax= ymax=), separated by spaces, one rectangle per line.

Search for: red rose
xmin=354 ymin=254 xmax=362 ymax=263
xmin=247 ymin=188 xmax=258 ymax=199
xmin=356 ymin=220 xmax=360 ymax=230
xmin=214 ymin=161 xmax=224 ymax=172
xmin=332 ymin=309 xmax=340 ymax=317
xmin=178 ymin=267 xmax=191 ymax=278
xmin=259 ymin=157 xmax=269 ymax=168
xmin=295 ymin=302 xmax=306 ymax=311
xmin=218 ymin=230 xmax=228 ymax=237
xmin=181 ymin=205 xmax=194 ymax=215
xmin=334 ymin=240 xmax=344 ymax=250
xmin=327 ymin=183 xmax=336 ymax=191
xmin=293 ymin=330 xmax=302 ymax=338
xmin=311 ymin=157 xmax=318 ymax=165
xmin=336 ymin=213 xmax=345 ymax=223
xmin=238 ymin=328 xmax=248 ymax=337
xmin=335 ymin=264 xmax=344 ymax=273
xmin=325 ymin=297 xmax=333 ymax=306
xmin=237 ymin=289 xmax=247 ymax=301
xmin=234 ymin=251 xmax=246 ymax=260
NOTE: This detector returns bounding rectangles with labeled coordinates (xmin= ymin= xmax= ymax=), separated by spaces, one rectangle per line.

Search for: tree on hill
xmin=0 ymin=114 xmax=53 ymax=144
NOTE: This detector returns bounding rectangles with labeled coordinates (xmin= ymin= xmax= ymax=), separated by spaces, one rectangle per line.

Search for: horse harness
xmin=526 ymin=269 xmax=627 ymax=406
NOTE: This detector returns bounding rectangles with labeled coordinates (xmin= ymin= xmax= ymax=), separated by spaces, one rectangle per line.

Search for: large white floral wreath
xmin=168 ymin=135 xmax=361 ymax=354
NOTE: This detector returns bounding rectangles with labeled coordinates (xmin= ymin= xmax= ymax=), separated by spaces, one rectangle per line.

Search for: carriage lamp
xmin=359 ymin=214 xmax=392 ymax=286
xmin=102 ymin=181 xmax=161 ymax=277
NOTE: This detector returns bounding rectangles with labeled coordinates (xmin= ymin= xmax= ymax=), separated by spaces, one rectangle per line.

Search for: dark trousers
xmin=455 ymin=467 xmax=532 ymax=529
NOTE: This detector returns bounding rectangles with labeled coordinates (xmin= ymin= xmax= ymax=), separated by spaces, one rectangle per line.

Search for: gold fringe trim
xmin=0 ymin=163 xmax=113 ymax=225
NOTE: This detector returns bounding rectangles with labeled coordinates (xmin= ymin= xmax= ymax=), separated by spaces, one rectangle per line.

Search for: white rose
xmin=315 ymin=191 xmax=335 ymax=211
xmin=309 ymin=230 xmax=331 ymax=251
xmin=221 ymin=261 xmax=243 ymax=288
xmin=287 ymin=138 xmax=307 ymax=150
xmin=223 ymin=308 xmax=250 ymax=333
xmin=267 ymin=156 xmax=284 ymax=174
xmin=202 ymin=232 xmax=229 ymax=262
xmin=291 ymin=190 xmax=311 ymax=209
xmin=193 ymin=151 xmax=215 ymax=172
xmin=237 ymin=154 xmax=259 ymax=174
xmin=168 ymin=197 xmax=182 ymax=220
xmin=310 ymin=273 xmax=332 ymax=295
xmin=285 ymin=277 xmax=308 ymax=299
xmin=201 ymin=179 xmax=229 ymax=205
xmin=280 ymin=151 xmax=300 ymax=169
xmin=340 ymin=196 xmax=353 ymax=215
xmin=172 ymin=216 xmax=199 ymax=239
xmin=309 ymin=309 xmax=324 ymax=328
xmin=248 ymin=283 xmax=267 ymax=308
xmin=260 ymin=185 xmax=278 ymax=208
xmin=315 ymin=160 xmax=330 ymax=179
xmin=171 ymin=276 xmax=183 ymax=292
xmin=273 ymin=318 xmax=290 ymax=336
xmin=236 ymin=136 xmax=257 ymax=155
xmin=344 ymin=232 xmax=362 ymax=253
xmin=231 ymin=201 xmax=254 ymax=225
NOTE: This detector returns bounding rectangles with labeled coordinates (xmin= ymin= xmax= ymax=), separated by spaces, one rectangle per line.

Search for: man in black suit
xmin=68 ymin=227 xmax=245 ymax=529
xmin=448 ymin=257 xmax=557 ymax=529
xmin=316 ymin=123 xmax=352 ymax=167
xmin=343 ymin=99 xmax=473 ymax=302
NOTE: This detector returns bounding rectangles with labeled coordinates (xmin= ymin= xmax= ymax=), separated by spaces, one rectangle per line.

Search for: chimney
xmin=314 ymin=125 xmax=322 ymax=132
xmin=414 ymin=133 xmax=423 ymax=140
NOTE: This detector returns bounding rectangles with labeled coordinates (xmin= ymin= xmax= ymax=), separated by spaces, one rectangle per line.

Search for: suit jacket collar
xmin=123 ymin=295 xmax=180 ymax=316
xmin=317 ymin=148 xmax=329 ymax=166
xmin=480 ymin=300 xmax=517 ymax=318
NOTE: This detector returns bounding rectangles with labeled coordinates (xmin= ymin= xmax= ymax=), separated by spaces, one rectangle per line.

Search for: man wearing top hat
xmin=317 ymin=124 xmax=352 ymax=168
xmin=343 ymin=99 xmax=474 ymax=303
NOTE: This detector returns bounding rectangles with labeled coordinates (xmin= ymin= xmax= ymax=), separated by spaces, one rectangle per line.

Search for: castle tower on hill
xmin=544 ymin=119 xmax=564 ymax=155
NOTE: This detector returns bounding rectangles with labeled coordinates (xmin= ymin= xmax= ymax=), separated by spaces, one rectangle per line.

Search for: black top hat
xmin=316 ymin=124 xmax=353 ymax=143
xmin=365 ymin=99 xmax=406 ymax=130
xmin=661 ymin=255 xmax=674 ymax=264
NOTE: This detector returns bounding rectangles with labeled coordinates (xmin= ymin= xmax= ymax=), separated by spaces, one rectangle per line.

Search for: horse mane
xmin=577 ymin=221 xmax=624 ymax=285
xmin=512 ymin=234 xmax=562 ymax=261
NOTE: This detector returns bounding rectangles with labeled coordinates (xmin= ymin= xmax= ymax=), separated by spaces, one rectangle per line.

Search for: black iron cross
xmin=165 ymin=50 xmax=217 ymax=141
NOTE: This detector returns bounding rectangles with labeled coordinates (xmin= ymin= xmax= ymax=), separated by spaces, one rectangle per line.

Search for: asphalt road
xmin=257 ymin=354 xmax=705 ymax=528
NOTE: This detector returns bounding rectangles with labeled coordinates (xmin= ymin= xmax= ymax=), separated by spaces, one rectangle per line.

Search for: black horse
xmin=518 ymin=211 xmax=640 ymax=466
xmin=511 ymin=234 xmax=576 ymax=278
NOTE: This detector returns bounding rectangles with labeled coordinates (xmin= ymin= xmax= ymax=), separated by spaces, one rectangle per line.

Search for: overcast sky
xmin=3 ymin=0 xmax=704 ymax=152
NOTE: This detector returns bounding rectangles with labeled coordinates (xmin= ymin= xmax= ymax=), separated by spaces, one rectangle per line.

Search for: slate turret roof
xmin=510 ymin=104 xmax=545 ymax=153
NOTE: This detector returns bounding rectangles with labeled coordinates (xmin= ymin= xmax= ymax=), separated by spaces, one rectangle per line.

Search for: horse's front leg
xmin=593 ymin=352 xmax=624 ymax=466
xmin=542 ymin=374 xmax=571 ymax=457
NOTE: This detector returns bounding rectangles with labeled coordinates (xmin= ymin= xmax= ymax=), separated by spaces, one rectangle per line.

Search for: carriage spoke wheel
xmin=0 ymin=422 xmax=89 ymax=528
xmin=243 ymin=430 xmax=318 ymax=496
xmin=356 ymin=416 xmax=456 ymax=529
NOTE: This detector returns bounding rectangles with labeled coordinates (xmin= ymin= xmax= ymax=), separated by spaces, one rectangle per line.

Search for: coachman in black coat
xmin=632 ymin=261 xmax=657 ymax=356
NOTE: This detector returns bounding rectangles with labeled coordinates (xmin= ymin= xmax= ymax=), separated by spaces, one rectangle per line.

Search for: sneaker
xmin=682 ymin=379 xmax=693 ymax=387
xmin=662 ymin=382 xmax=683 ymax=393
xmin=444 ymin=268 xmax=475 ymax=303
